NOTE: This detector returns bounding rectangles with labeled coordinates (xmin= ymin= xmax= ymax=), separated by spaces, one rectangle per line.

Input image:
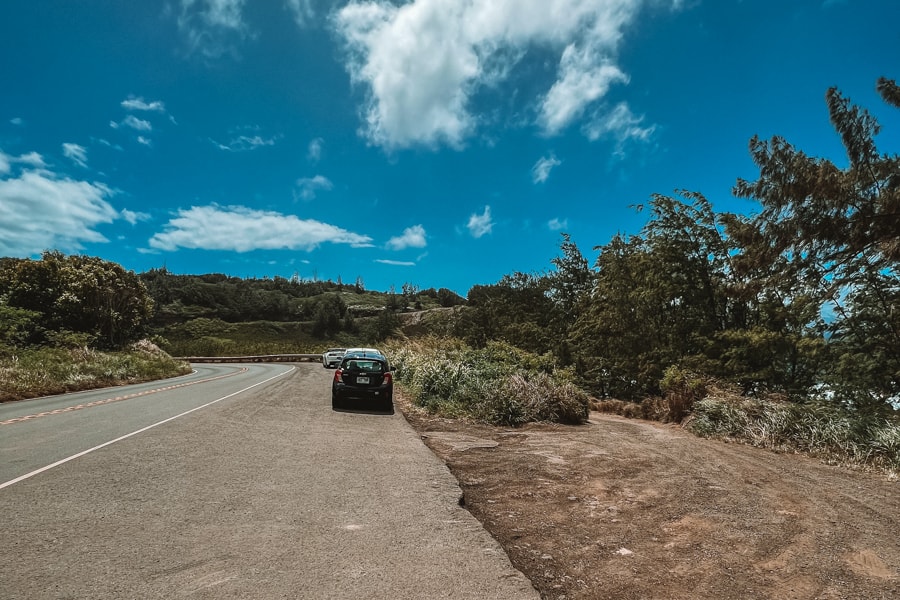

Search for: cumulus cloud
xmin=539 ymin=51 xmax=629 ymax=134
xmin=532 ymin=154 xmax=561 ymax=183
xmin=62 ymin=143 xmax=88 ymax=168
xmin=295 ymin=175 xmax=334 ymax=200
xmin=467 ymin=205 xmax=493 ymax=238
xmin=334 ymin=0 xmax=667 ymax=149
xmin=148 ymin=205 xmax=372 ymax=252
xmin=386 ymin=224 xmax=427 ymax=250
xmin=0 ymin=151 xmax=118 ymax=255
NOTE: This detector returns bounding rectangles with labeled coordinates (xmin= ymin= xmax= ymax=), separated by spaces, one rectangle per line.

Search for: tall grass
xmin=384 ymin=337 xmax=589 ymax=426
xmin=687 ymin=391 xmax=900 ymax=472
xmin=0 ymin=340 xmax=192 ymax=403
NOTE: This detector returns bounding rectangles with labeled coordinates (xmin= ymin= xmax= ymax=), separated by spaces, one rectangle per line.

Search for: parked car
xmin=322 ymin=348 xmax=346 ymax=369
xmin=332 ymin=348 xmax=395 ymax=412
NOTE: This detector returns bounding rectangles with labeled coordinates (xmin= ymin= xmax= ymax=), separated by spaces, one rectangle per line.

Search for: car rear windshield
xmin=344 ymin=360 xmax=384 ymax=373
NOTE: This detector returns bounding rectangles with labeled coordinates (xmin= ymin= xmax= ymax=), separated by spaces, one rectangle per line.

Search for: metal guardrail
xmin=176 ymin=354 xmax=322 ymax=363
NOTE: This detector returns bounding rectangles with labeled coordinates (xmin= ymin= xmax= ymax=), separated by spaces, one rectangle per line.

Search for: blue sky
xmin=1 ymin=0 xmax=898 ymax=295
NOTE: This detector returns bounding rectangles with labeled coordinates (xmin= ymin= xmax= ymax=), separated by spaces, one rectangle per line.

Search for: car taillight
xmin=383 ymin=372 xmax=392 ymax=385
xmin=334 ymin=369 xmax=343 ymax=383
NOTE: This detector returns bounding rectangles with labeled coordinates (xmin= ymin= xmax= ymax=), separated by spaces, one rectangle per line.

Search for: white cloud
xmin=295 ymin=175 xmax=333 ymax=200
xmin=285 ymin=0 xmax=315 ymax=26
xmin=376 ymin=259 xmax=416 ymax=266
xmin=10 ymin=117 xmax=24 ymax=126
xmin=177 ymin=0 xmax=249 ymax=58
xmin=148 ymin=205 xmax=373 ymax=252
xmin=386 ymin=224 xmax=427 ymax=250
xmin=532 ymin=154 xmax=561 ymax=183
xmin=121 ymin=97 xmax=166 ymax=112
xmin=539 ymin=50 xmax=628 ymax=135
xmin=123 ymin=115 xmax=153 ymax=131
xmin=62 ymin=143 xmax=88 ymax=168
xmin=467 ymin=205 xmax=493 ymax=238
xmin=0 ymin=152 xmax=118 ymax=255
xmin=1 ymin=151 xmax=46 ymax=175
xmin=214 ymin=134 xmax=277 ymax=152
xmin=334 ymin=0 xmax=664 ymax=149
xmin=307 ymin=137 xmax=324 ymax=162
xmin=548 ymin=217 xmax=568 ymax=231
xmin=582 ymin=101 xmax=656 ymax=155
xmin=17 ymin=152 xmax=47 ymax=169
xmin=121 ymin=208 xmax=151 ymax=225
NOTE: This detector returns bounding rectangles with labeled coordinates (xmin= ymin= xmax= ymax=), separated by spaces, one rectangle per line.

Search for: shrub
xmin=660 ymin=366 xmax=709 ymax=423
xmin=687 ymin=392 xmax=900 ymax=471
xmin=386 ymin=337 xmax=589 ymax=426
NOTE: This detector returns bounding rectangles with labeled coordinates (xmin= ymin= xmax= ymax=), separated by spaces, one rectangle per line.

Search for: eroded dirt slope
xmin=398 ymin=395 xmax=899 ymax=600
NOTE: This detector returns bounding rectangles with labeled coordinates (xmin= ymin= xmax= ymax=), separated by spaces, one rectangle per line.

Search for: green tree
xmin=310 ymin=294 xmax=347 ymax=338
xmin=731 ymin=78 xmax=899 ymax=410
xmin=0 ymin=252 xmax=154 ymax=349
xmin=436 ymin=287 xmax=465 ymax=307
xmin=459 ymin=273 xmax=558 ymax=353
xmin=548 ymin=233 xmax=594 ymax=319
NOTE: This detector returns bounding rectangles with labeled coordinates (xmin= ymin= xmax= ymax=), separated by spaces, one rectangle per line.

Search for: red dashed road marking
xmin=0 ymin=368 xmax=249 ymax=426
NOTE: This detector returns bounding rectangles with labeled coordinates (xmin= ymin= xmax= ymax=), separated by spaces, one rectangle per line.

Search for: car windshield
xmin=344 ymin=360 xmax=383 ymax=373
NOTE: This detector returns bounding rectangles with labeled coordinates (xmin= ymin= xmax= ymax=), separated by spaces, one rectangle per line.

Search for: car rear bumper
xmin=332 ymin=384 xmax=393 ymax=402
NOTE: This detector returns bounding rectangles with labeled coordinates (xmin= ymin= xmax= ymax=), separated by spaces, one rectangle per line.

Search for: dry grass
xmin=0 ymin=341 xmax=191 ymax=403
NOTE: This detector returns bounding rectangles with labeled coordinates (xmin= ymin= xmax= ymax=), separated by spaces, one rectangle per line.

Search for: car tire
xmin=332 ymin=393 xmax=341 ymax=410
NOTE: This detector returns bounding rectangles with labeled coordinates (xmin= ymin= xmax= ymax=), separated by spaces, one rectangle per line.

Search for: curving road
xmin=0 ymin=363 xmax=538 ymax=599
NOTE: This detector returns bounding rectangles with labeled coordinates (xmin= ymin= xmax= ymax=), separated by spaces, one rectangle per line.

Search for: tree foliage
xmin=729 ymin=78 xmax=899 ymax=411
xmin=460 ymin=78 xmax=897 ymax=413
xmin=0 ymin=251 xmax=153 ymax=349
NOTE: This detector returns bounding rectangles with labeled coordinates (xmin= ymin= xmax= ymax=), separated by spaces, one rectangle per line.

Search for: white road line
xmin=0 ymin=366 xmax=295 ymax=491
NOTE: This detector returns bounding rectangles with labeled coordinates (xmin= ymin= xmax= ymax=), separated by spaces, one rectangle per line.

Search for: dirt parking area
xmin=396 ymin=394 xmax=899 ymax=600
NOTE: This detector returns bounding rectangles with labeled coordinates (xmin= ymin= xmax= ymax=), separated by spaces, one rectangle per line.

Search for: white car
xmin=322 ymin=348 xmax=346 ymax=369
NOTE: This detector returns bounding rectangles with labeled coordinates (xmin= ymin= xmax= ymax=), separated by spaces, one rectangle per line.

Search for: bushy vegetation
xmin=0 ymin=254 xmax=190 ymax=400
xmin=0 ymin=341 xmax=191 ymax=403
xmin=0 ymin=251 xmax=154 ymax=349
xmin=385 ymin=338 xmax=590 ymax=426
xmin=687 ymin=391 xmax=900 ymax=472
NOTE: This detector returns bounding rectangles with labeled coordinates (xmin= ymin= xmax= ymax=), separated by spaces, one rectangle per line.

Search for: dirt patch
xmin=397 ymin=393 xmax=900 ymax=600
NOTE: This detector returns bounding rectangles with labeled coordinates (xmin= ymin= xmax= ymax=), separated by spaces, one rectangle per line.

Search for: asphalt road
xmin=0 ymin=363 xmax=538 ymax=599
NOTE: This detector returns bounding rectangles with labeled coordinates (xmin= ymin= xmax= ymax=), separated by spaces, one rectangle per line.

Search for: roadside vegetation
xmin=0 ymin=341 xmax=191 ymax=403
xmin=1 ymin=79 xmax=897 ymax=470
xmin=385 ymin=337 xmax=589 ymax=426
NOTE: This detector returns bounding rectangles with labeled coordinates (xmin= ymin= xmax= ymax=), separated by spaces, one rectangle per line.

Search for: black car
xmin=331 ymin=349 xmax=395 ymax=412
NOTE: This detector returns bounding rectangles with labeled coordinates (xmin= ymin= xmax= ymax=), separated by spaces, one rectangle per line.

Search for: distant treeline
xmin=0 ymin=252 xmax=465 ymax=352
